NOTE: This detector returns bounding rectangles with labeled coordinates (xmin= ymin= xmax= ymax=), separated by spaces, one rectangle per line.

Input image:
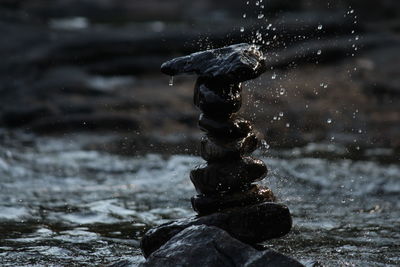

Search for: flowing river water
xmin=0 ymin=130 xmax=398 ymax=266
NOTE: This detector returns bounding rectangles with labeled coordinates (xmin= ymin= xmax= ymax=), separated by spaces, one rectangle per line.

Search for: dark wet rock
xmin=193 ymin=79 xmax=242 ymax=117
xmin=141 ymin=225 xmax=303 ymax=267
xmin=200 ymin=136 xmax=241 ymax=161
xmin=140 ymin=202 xmax=291 ymax=258
xmin=190 ymin=157 xmax=267 ymax=195
xmin=191 ymin=185 xmax=276 ymax=215
xmin=161 ymin=43 xmax=267 ymax=83
xmin=200 ymin=132 xmax=258 ymax=161
xmin=199 ymin=113 xmax=252 ymax=139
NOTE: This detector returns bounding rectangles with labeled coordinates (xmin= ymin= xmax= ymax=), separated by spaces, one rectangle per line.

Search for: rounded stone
xmin=200 ymin=138 xmax=240 ymax=161
xmin=141 ymin=225 xmax=303 ymax=267
xmin=191 ymin=185 xmax=275 ymax=215
xmin=198 ymin=114 xmax=252 ymax=140
xmin=140 ymin=201 xmax=291 ymax=258
xmin=190 ymin=157 xmax=268 ymax=195
xmin=193 ymin=78 xmax=242 ymax=117
xmin=200 ymin=132 xmax=258 ymax=161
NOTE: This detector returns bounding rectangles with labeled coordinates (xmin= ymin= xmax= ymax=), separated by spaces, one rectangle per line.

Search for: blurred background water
xmin=0 ymin=1 xmax=399 ymax=266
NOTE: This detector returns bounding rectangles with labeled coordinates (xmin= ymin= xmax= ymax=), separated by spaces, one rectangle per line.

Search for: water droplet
xmin=243 ymin=13 xmax=247 ymax=19
xmin=279 ymin=88 xmax=285 ymax=95
xmin=261 ymin=139 xmax=270 ymax=150
xmin=271 ymin=73 xmax=277 ymax=79
xmin=327 ymin=118 xmax=332 ymax=124
xmin=279 ymin=112 xmax=284 ymax=117
xmin=355 ymin=35 xmax=359 ymax=41
xmin=258 ymin=14 xmax=264 ymax=19
xmin=317 ymin=24 xmax=323 ymax=30
xmin=240 ymin=27 xmax=245 ymax=32
xmin=317 ymin=49 xmax=322 ymax=55
xmin=169 ymin=76 xmax=174 ymax=86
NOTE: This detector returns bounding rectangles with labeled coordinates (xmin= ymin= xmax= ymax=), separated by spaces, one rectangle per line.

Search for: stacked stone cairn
xmin=140 ymin=43 xmax=292 ymax=258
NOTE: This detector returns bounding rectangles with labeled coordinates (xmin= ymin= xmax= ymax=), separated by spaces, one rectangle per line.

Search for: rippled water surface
xmin=0 ymin=131 xmax=399 ymax=266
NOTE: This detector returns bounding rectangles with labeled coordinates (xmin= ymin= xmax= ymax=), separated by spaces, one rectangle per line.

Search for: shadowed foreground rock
xmin=141 ymin=225 xmax=304 ymax=267
xmin=141 ymin=202 xmax=291 ymax=258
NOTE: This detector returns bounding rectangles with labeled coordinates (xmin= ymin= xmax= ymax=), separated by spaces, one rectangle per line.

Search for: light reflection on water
xmin=0 ymin=132 xmax=398 ymax=266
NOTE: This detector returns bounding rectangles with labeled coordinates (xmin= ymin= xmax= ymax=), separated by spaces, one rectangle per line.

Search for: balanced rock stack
xmin=140 ymin=44 xmax=293 ymax=259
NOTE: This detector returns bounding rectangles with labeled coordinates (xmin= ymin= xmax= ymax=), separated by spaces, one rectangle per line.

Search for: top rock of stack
xmin=161 ymin=43 xmax=267 ymax=83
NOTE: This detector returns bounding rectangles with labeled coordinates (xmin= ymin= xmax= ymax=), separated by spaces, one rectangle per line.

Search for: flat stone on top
xmin=161 ymin=43 xmax=267 ymax=83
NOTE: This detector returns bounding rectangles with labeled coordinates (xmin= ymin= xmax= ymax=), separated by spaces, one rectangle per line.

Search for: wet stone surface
xmin=193 ymin=78 xmax=242 ymax=117
xmin=140 ymin=202 xmax=291 ymax=258
xmin=161 ymin=43 xmax=267 ymax=83
xmin=200 ymin=132 xmax=258 ymax=161
xmin=198 ymin=114 xmax=252 ymax=140
xmin=140 ymin=225 xmax=304 ymax=267
xmin=190 ymin=157 xmax=268 ymax=195
xmin=191 ymin=185 xmax=276 ymax=215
